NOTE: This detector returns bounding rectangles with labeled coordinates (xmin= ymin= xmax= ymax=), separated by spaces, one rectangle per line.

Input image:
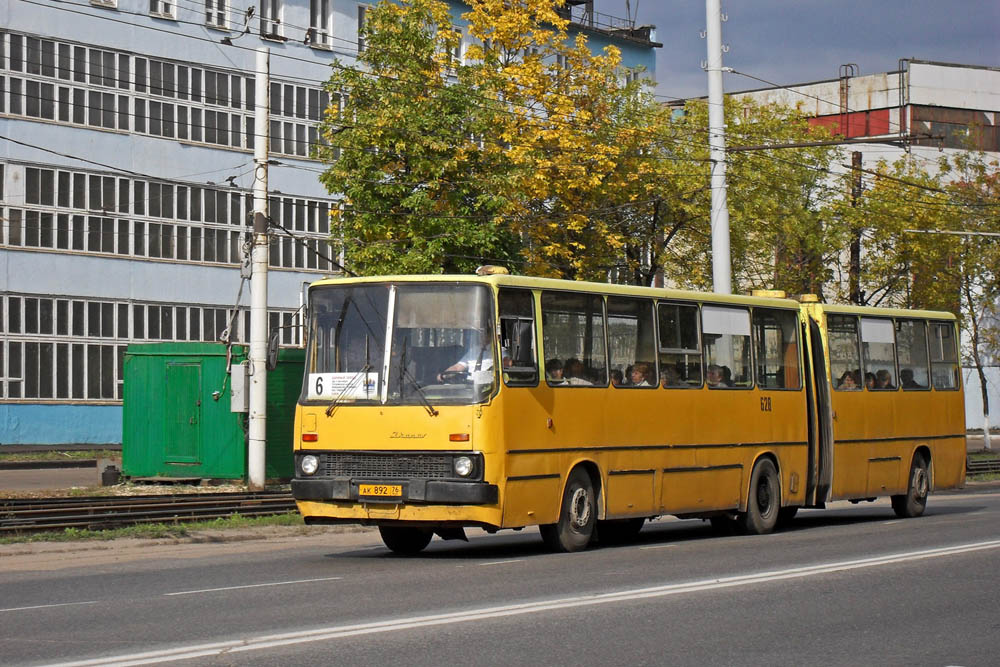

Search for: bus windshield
xmin=304 ymin=283 xmax=496 ymax=406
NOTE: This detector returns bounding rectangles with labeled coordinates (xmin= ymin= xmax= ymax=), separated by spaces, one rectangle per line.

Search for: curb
xmin=0 ymin=460 xmax=96 ymax=470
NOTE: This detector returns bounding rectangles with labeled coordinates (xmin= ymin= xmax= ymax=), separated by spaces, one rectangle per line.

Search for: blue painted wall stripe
xmin=0 ymin=405 xmax=122 ymax=446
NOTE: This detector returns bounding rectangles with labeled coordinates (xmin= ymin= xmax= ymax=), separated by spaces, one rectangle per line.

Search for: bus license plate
xmin=359 ymin=484 xmax=402 ymax=498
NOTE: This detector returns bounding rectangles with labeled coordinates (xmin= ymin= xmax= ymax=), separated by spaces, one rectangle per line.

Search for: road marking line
xmin=0 ymin=601 xmax=98 ymax=613
xmin=49 ymin=539 xmax=1000 ymax=666
xmin=639 ymin=544 xmax=677 ymax=550
xmin=478 ymin=559 xmax=524 ymax=567
xmin=164 ymin=576 xmax=342 ymax=596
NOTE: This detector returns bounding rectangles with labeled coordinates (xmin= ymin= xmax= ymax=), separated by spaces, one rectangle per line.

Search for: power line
xmin=11 ymin=0 xmax=993 ymax=221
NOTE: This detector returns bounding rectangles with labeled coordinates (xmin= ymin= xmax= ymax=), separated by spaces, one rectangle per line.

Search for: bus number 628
xmin=760 ymin=396 xmax=772 ymax=412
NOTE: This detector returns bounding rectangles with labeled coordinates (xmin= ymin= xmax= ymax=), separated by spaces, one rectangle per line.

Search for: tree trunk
xmin=849 ymin=151 xmax=863 ymax=304
xmin=976 ymin=362 xmax=992 ymax=450
xmin=964 ymin=273 xmax=991 ymax=450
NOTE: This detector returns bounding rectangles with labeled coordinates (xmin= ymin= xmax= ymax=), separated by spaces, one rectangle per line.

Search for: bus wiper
xmin=399 ymin=365 xmax=438 ymax=417
xmin=325 ymin=364 xmax=373 ymax=418
xmin=399 ymin=337 xmax=438 ymax=417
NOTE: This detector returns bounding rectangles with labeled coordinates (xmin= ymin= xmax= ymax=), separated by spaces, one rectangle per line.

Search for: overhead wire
xmin=10 ymin=0 xmax=995 ymax=222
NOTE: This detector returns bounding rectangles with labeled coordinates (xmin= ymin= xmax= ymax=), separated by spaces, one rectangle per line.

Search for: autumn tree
xmin=318 ymin=0 xmax=680 ymax=278
xmin=644 ymin=98 xmax=845 ymax=295
xmin=317 ymin=0 xmax=520 ymax=274
xmin=943 ymin=148 xmax=1000 ymax=447
xmin=829 ymin=145 xmax=1000 ymax=444
xmin=317 ymin=0 xmax=881 ymax=298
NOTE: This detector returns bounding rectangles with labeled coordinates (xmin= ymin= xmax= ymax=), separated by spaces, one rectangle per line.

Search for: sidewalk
xmin=966 ymin=433 xmax=996 ymax=452
xmin=0 ymin=466 xmax=104 ymax=492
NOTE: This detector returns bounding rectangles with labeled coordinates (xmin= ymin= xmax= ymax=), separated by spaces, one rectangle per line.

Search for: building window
xmin=206 ymin=0 xmax=228 ymax=29
xmin=90 ymin=0 xmax=117 ymax=8
xmin=260 ymin=0 xmax=282 ymax=39
xmin=357 ymin=5 xmax=367 ymax=53
xmin=447 ymin=28 xmax=463 ymax=72
xmin=149 ymin=0 xmax=175 ymax=18
xmin=309 ymin=0 xmax=331 ymax=48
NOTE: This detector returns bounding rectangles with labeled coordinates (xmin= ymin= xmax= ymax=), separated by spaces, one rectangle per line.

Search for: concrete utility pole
xmin=248 ymin=47 xmax=270 ymax=490
xmin=704 ymin=0 xmax=731 ymax=294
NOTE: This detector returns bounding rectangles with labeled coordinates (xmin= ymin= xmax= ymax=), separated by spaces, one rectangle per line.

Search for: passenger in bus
xmin=611 ymin=369 xmax=625 ymax=386
xmin=563 ymin=358 xmax=592 ymax=385
xmin=875 ymin=369 xmax=895 ymax=390
xmin=864 ymin=372 xmax=876 ymax=390
xmin=660 ymin=365 xmax=682 ymax=387
xmin=628 ymin=362 xmax=654 ymax=387
xmin=545 ymin=358 xmax=565 ymax=384
xmin=900 ymin=368 xmax=923 ymax=389
xmin=707 ymin=364 xmax=734 ymax=388
xmin=837 ymin=370 xmax=858 ymax=389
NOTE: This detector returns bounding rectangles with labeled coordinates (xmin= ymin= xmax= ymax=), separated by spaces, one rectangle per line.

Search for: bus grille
xmin=320 ymin=452 xmax=454 ymax=479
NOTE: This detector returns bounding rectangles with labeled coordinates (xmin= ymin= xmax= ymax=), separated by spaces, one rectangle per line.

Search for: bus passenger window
xmin=657 ymin=302 xmax=701 ymax=387
xmin=861 ymin=317 xmax=897 ymax=390
xmin=828 ymin=315 xmax=863 ymax=391
xmin=929 ymin=321 xmax=960 ymax=390
xmin=607 ymin=297 xmax=657 ymax=388
xmin=498 ymin=288 xmax=537 ymax=386
xmin=701 ymin=305 xmax=752 ymax=388
xmin=896 ymin=320 xmax=929 ymax=390
xmin=541 ymin=292 xmax=607 ymax=387
xmin=752 ymin=308 xmax=800 ymax=389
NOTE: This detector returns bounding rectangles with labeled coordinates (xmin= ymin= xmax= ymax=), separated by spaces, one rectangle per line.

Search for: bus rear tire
xmin=540 ymin=468 xmax=596 ymax=552
xmin=738 ymin=458 xmax=780 ymax=535
xmin=891 ymin=455 xmax=929 ymax=518
xmin=379 ymin=526 xmax=432 ymax=555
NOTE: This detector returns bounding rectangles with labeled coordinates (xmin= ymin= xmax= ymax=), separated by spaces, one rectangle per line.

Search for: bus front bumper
xmin=291 ymin=478 xmax=499 ymax=505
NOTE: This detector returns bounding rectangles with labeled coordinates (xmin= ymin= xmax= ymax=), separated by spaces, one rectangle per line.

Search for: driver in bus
xmin=436 ymin=329 xmax=494 ymax=382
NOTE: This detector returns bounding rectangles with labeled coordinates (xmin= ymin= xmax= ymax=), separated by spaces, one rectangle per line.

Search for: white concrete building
xmin=1 ymin=0 xmax=660 ymax=446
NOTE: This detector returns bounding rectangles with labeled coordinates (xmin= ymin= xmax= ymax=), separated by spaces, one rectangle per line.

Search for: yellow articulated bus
xmin=291 ymin=272 xmax=966 ymax=554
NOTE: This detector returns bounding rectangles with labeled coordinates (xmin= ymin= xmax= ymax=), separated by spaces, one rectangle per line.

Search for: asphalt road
xmin=2 ymin=489 xmax=999 ymax=667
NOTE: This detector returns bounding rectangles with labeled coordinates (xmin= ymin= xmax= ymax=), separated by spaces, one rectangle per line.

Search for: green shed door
xmin=165 ymin=362 xmax=202 ymax=463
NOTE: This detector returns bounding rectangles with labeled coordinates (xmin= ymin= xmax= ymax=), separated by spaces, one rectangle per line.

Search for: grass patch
xmin=968 ymin=473 xmax=1000 ymax=483
xmin=0 ymin=512 xmax=304 ymax=544
xmin=0 ymin=449 xmax=120 ymax=463
xmin=968 ymin=451 xmax=1000 ymax=462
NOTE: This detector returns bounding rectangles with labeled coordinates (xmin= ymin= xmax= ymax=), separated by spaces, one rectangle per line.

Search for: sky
xmin=594 ymin=0 xmax=1000 ymax=101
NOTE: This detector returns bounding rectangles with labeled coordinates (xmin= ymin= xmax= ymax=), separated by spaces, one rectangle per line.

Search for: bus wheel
xmin=891 ymin=455 xmax=929 ymax=518
xmin=540 ymin=468 xmax=596 ymax=552
xmin=379 ymin=526 xmax=433 ymax=555
xmin=597 ymin=518 xmax=645 ymax=545
xmin=739 ymin=458 xmax=780 ymax=535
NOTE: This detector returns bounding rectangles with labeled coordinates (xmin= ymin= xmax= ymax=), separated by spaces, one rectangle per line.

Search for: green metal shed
xmin=122 ymin=343 xmax=303 ymax=482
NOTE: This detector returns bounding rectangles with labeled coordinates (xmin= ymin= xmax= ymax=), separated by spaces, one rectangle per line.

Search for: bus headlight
xmin=453 ymin=456 xmax=474 ymax=477
xmin=300 ymin=455 xmax=319 ymax=476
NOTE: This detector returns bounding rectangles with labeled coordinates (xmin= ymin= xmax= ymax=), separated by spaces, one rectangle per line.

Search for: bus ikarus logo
xmin=390 ymin=432 xmax=427 ymax=439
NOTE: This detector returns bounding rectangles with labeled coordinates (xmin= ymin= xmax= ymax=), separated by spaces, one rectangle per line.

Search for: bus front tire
xmin=540 ymin=468 xmax=596 ymax=552
xmin=379 ymin=526 xmax=433 ymax=555
xmin=739 ymin=458 xmax=780 ymax=535
xmin=891 ymin=455 xmax=929 ymax=518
